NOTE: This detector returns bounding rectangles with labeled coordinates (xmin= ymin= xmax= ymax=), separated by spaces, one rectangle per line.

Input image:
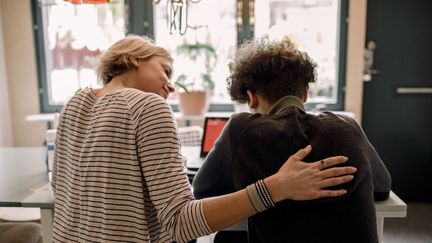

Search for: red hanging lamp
xmin=64 ymin=0 xmax=109 ymax=4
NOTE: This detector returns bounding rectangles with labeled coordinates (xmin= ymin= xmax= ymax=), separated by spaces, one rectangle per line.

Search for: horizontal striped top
xmin=52 ymin=88 xmax=212 ymax=242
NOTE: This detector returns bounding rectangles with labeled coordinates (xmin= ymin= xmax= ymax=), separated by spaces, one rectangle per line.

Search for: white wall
xmin=1 ymin=0 xmax=46 ymax=147
xmin=0 ymin=1 xmax=13 ymax=146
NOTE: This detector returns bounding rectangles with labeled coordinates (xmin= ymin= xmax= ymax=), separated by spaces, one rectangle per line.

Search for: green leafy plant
xmin=174 ymin=42 xmax=217 ymax=93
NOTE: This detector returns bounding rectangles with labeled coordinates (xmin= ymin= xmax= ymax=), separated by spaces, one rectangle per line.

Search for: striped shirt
xmin=52 ymin=88 xmax=212 ymax=243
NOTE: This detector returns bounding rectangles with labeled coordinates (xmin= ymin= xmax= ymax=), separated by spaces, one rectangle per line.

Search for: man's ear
xmin=247 ymin=90 xmax=258 ymax=109
xmin=302 ymin=86 xmax=308 ymax=102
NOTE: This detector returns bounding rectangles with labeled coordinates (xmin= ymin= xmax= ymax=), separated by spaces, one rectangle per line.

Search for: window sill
xmin=26 ymin=111 xmax=354 ymax=124
xmin=173 ymin=112 xmax=234 ymax=121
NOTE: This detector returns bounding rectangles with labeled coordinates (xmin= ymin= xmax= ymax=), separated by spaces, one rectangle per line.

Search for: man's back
xmin=194 ymin=102 xmax=391 ymax=243
xmin=231 ymin=108 xmax=384 ymax=243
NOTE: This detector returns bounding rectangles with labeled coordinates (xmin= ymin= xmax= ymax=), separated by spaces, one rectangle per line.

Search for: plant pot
xmin=178 ymin=91 xmax=209 ymax=116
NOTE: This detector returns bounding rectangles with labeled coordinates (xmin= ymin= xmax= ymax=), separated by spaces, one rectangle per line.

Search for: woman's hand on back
xmin=265 ymin=145 xmax=357 ymax=202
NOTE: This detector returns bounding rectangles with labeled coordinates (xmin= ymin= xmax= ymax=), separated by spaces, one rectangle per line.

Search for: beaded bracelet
xmin=246 ymin=179 xmax=275 ymax=212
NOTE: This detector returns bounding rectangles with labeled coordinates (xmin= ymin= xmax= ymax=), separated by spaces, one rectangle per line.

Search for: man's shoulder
xmin=311 ymin=111 xmax=359 ymax=127
xmin=230 ymin=112 xmax=255 ymax=122
xmin=308 ymin=111 xmax=367 ymax=146
xmin=229 ymin=112 xmax=262 ymax=129
xmin=228 ymin=110 xmax=361 ymax=135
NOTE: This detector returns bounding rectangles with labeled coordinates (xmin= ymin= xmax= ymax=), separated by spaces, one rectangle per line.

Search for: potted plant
xmin=174 ymin=41 xmax=217 ymax=116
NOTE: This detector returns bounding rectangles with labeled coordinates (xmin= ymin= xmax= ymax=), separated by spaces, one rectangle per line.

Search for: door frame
xmin=344 ymin=0 xmax=367 ymax=124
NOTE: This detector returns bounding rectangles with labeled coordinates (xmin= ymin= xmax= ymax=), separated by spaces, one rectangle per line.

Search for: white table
xmin=0 ymin=147 xmax=53 ymax=243
xmin=22 ymin=183 xmax=54 ymax=243
xmin=375 ymin=191 xmax=407 ymax=242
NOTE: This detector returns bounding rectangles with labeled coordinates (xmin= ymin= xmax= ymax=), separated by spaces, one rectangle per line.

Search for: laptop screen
xmin=200 ymin=117 xmax=230 ymax=157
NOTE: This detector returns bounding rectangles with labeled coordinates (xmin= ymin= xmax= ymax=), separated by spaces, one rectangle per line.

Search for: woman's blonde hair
xmin=96 ymin=35 xmax=172 ymax=85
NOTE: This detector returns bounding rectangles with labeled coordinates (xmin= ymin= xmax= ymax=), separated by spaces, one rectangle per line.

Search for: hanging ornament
xmin=154 ymin=0 xmax=202 ymax=35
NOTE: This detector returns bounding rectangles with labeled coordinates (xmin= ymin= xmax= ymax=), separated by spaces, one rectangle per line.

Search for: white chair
xmin=177 ymin=126 xmax=203 ymax=146
xmin=0 ymin=208 xmax=41 ymax=222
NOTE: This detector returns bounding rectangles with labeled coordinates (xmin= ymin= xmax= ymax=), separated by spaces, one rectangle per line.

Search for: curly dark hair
xmin=227 ymin=36 xmax=317 ymax=104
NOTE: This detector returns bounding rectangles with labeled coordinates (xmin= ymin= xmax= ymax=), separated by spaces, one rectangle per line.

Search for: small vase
xmin=178 ymin=91 xmax=209 ymax=116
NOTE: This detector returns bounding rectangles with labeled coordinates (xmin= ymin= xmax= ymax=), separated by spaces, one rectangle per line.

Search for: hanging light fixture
xmin=154 ymin=0 xmax=202 ymax=35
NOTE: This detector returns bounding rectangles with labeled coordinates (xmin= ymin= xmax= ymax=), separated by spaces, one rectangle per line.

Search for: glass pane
xmin=255 ymin=0 xmax=340 ymax=104
xmin=154 ymin=0 xmax=237 ymax=104
xmin=41 ymin=0 xmax=126 ymax=105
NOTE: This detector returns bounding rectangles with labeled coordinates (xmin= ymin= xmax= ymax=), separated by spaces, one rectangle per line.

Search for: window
xmin=33 ymin=0 xmax=153 ymax=112
xmin=33 ymin=0 xmax=347 ymax=113
xmin=154 ymin=0 xmax=237 ymax=105
xmin=155 ymin=0 xmax=347 ymax=110
xmin=254 ymin=0 xmax=348 ymax=110
xmin=32 ymin=0 xmax=129 ymax=112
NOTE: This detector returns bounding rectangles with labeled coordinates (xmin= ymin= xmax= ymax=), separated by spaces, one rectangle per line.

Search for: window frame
xmin=308 ymin=0 xmax=347 ymax=111
xmin=32 ymin=0 xmax=56 ymax=113
xmin=31 ymin=0 xmax=347 ymax=113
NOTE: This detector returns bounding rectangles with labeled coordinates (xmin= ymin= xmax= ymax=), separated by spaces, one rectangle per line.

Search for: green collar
xmin=268 ymin=96 xmax=306 ymax=115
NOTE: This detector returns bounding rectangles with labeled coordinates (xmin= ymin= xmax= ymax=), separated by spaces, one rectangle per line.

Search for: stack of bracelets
xmin=246 ymin=179 xmax=275 ymax=212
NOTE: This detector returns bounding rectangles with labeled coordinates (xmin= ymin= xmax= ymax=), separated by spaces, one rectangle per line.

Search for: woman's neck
xmin=93 ymin=73 xmax=134 ymax=98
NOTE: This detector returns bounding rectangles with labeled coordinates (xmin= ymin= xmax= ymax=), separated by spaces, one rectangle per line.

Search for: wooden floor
xmin=383 ymin=202 xmax=432 ymax=243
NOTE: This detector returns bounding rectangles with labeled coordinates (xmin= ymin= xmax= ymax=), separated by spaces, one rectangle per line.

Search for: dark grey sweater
xmin=193 ymin=96 xmax=391 ymax=243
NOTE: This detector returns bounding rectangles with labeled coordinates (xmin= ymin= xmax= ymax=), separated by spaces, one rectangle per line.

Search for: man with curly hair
xmin=193 ymin=37 xmax=391 ymax=243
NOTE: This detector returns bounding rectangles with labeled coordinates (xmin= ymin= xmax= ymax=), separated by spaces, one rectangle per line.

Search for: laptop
xmin=185 ymin=116 xmax=230 ymax=181
xmin=200 ymin=116 xmax=230 ymax=158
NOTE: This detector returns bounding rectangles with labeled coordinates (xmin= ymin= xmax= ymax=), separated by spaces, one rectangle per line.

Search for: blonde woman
xmin=52 ymin=35 xmax=356 ymax=242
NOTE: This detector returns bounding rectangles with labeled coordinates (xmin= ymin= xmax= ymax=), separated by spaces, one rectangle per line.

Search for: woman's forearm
xmin=201 ymin=189 xmax=255 ymax=231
